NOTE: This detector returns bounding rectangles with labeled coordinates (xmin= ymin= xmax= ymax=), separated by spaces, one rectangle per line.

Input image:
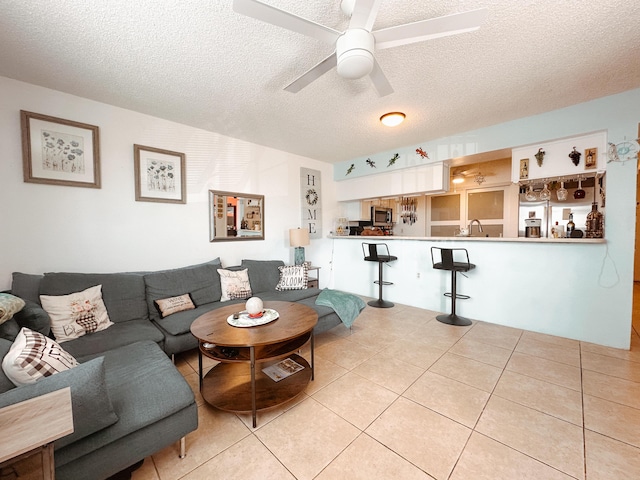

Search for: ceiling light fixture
xmin=380 ymin=112 xmax=405 ymax=127
xmin=452 ymin=174 xmax=465 ymax=184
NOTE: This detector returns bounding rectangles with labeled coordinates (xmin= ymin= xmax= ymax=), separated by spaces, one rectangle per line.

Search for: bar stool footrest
xmin=374 ymin=280 xmax=394 ymax=286
xmin=443 ymin=292 xmax=470 ymax=300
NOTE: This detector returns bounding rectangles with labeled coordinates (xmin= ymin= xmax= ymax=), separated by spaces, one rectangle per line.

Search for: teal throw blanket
xmin=315 ymin=289 xmax=366 ymax=328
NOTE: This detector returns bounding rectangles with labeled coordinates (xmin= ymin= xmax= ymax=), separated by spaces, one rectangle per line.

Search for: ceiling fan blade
xmin=349 ymin=0 xmax=380 ymax=31
xmin=373 ymin=8 xmax=488 ymax=50
xmin=284 ymin=52 xmax=337 ymax=93
xmin=233 ymin=0 xmax=340 ymax=44
xmin=369 ymin=59 xmax=393 ymax=97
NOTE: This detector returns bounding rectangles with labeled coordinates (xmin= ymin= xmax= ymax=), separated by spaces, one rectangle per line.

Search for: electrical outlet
xmin=416 ymin=272 xmax=420 ymax=279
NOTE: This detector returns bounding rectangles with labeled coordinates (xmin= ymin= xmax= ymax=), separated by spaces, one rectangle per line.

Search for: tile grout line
xmin=579 ymin=341 xmax=588 ymax=480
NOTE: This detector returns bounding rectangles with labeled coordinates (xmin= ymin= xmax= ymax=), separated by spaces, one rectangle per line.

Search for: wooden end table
xmin=190 ymin=301 xmax=318 ymax=427
xmin=0 ymin=387 xmax=73 ymax=480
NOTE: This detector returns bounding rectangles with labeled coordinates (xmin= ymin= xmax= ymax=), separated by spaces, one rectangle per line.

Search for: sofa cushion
xmin=12 ymin=300 xmax=51 ymax=337
xmin=40 ymin=272 xmax=148 ymax=324
xmin=241 ymin=260 xmax=285 ymax=293
xmin=155 ymin=293 xmax=195 ymax=318
xmin=0 ymin=318 xmax=20 ymax=342
xmin=257 ymin=288 xmax=322 ymax=303
xmin=0 ymin=356 xmax=119 ymax=449
xmin=54 ymin=341 xmax=195 ymax=465
xmin=153 ymin=300 xmax=241 ymax=337
xmin=2 ymin=328 xmax=78 ymax=386
xmin=60 ymin=320 xmax=165 ymax=362
xmin=144 ymin=258 xmax=222 ymax=321
xmin=0 ymin=293 xmax=25 ymax=325
xmin=40 ymin=285 xmax=114 ymax=343
xmin=11 ymin=272 xmax=44 ymax=304
xmin=218 ymin=268 xmax=252 ymax=301
xmin=0 ymin=338 xmax=16 ymax=393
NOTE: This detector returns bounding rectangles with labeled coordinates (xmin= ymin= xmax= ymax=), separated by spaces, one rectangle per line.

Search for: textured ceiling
xmin=1 ymin=1 xmax=639 ymax=164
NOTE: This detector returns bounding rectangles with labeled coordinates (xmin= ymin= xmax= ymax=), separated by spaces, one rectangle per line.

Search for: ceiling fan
xmin=232 ymin=0 xmax=488 ymax=97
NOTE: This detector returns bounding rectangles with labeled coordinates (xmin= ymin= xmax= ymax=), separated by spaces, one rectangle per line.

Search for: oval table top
xmin=190 ymin=300 xmax=318 ymax=348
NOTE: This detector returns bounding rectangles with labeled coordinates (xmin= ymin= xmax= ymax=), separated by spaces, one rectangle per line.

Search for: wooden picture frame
xmin=21 ymin=110 xmax=101 ymax=188
xmin=584 ymin=147 xmax=597 ymax=169
xmin=134 ymin=144 xmax=186 ymax=204
xmin=519 ymin=158 xmax=529 ymax=179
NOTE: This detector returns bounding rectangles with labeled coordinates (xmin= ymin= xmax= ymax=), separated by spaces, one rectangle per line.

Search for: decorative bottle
xmin=585 ymin=203 xmax=604 ymax=238
xmin=566 ymin=213 xmax=575 ymax=237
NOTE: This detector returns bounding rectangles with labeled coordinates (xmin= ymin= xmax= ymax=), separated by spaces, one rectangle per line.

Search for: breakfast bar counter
xmin=327 ymin=234 xmax=627 ymax=349
xmin=328 ymin=235 xmax=606 ymax=244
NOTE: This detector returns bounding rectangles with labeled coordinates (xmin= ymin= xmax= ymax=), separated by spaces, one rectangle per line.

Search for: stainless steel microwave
xmin=371 ymin=206 xmax=393 ymax=226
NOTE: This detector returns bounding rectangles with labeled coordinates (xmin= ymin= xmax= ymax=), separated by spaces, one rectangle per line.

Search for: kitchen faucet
xmin=469 ymin=219 xmax=483 ymax=236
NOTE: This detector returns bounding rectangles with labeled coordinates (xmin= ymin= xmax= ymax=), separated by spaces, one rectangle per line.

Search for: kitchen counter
xmin=329 ymin=235 xmax=606 ymax=244
xmin=328 ymin=233 xmax=623 ymax=348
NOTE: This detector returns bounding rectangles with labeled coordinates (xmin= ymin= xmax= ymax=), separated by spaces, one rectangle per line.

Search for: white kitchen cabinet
xmin=335 ymin=162 xmax=449 ymax=201
xmin=511 ymin=131 xmax=607 ymax=183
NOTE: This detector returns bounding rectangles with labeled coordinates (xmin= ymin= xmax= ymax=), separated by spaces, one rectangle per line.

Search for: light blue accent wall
xmin=334 ymin=88 xmax=640 ymax=181
xmin=331 ymin=89 xmax=640 ymax=348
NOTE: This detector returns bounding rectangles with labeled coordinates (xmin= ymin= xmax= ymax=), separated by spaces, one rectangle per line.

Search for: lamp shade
xmin=289 ymin=228 xmax=310 ymax=247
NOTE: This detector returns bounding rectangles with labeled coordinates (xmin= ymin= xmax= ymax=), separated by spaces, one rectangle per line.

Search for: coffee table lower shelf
xmin=200 ymin=354 xmax=311 ymax=413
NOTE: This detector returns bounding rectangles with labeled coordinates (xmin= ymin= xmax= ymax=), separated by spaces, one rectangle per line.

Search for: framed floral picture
xmin=134 ymin=144 xmax=186 ymax=204
xmin=21 ymin=110 xmax=101 ymax=188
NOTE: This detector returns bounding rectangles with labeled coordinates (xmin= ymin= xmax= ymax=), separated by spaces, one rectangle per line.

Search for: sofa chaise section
xmin=0 ymin=339 xmax=197 ymax=480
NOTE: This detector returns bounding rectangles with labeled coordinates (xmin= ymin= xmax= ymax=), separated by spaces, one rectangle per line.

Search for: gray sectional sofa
xmin=0 ymin=258 xmax=343 ymax=479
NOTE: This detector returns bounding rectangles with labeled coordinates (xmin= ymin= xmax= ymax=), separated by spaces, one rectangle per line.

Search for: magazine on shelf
xmin=262 ymin=358 xmax=305 ymax=382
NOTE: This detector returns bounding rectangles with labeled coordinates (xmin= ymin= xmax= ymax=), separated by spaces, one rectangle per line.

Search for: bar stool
xmin=362 ymin=243 xmax=397 ymax=308
xmin=430 ymin=247 xmax=475 ymax=326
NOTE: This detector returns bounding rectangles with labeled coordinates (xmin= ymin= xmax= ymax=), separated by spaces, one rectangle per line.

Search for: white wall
xmin=0 ymin=77 xmax=338 ymax=290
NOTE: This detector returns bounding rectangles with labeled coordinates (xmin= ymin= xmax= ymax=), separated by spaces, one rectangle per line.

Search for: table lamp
xmin=289 ymin=228 xmax=310 ymax=265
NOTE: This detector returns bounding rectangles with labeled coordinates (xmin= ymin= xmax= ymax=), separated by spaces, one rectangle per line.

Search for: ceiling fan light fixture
xmin=380 ymin=112 xmax=405 ymax=127
xmin=336 ymin=29 xmax=375 ymax=79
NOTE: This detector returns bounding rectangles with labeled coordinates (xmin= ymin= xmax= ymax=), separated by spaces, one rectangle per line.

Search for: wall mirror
xmin=209 ymin=190 xmax=264 ymax=242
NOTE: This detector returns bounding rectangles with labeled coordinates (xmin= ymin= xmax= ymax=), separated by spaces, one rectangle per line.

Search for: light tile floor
xmin=8 ymin=293 xmax=640 ymax=479
xmin=130 ymin=294 xmax=640 ymax=480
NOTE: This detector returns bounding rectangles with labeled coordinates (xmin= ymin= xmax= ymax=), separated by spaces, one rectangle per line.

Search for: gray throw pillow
xmin=0 ymin=356 xmax=119 ymax=449
xmin=13 ymin=300 xmax=51 ymax=336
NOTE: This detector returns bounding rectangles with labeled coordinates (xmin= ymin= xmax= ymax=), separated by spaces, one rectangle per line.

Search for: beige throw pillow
xmin=154 ymin=293 xmax=196 ymax=318
xmin=40 ymin=284 xmax=114 ymax=343
xmin=217 ymin=269 xmax=252 ymax=302
xmin=2 ymin=327 xmax=78 ymax=386
xmin=0 ymin=293 xmax=26 ymax=325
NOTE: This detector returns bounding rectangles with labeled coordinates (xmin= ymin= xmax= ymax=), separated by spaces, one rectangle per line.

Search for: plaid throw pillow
xmin=40 ymin=284 xmax=114 ymax=343
xmin=218 ymin=269 xmax=252 ymax=302
xmin=1 ymin=327 xmax=78 ymax=386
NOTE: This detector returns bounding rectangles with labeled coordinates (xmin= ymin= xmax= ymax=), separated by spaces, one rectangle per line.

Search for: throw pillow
xmin=218 ymin=268 xmax=252 ymax=301
xmin=40 ymin=284 xmax=114 ymax=343
xmin=154 ymin=293 xmax=196 ymax=318
xmin=0 ymin=293 xmax=26 ymax=325
xmin=275 ymin=263 xmax=309 ymax=291
xmin=2 ymin=327 xmax=79 ymax=386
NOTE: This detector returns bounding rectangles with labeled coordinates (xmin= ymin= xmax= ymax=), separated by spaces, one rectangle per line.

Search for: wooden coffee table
xmin=190 ymin=300 xmax=318 ymax=427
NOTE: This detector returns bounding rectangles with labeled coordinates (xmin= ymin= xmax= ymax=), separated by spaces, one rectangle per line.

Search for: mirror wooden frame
xmin=209 ymin=190 xmax=264 ymax=242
